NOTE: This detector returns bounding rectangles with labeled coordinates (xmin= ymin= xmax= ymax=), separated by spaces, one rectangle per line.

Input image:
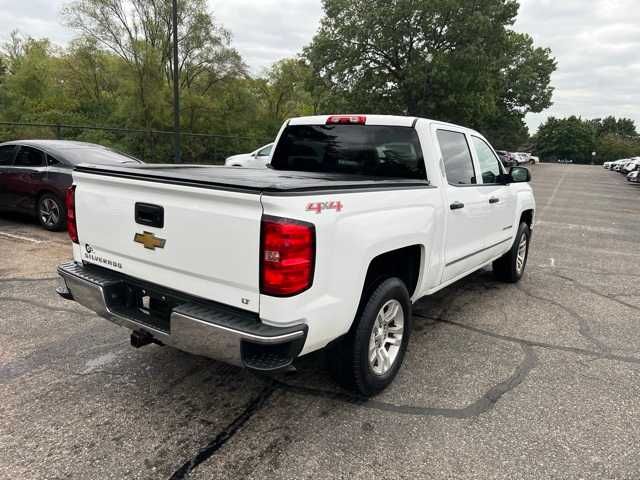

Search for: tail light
xmin=261 ymin=216 xmax=315 ymax=296
xmin=326 ymin=115 xmax=366 ymax=125
xmin=66 ymin=186 xmax=78 ymax=244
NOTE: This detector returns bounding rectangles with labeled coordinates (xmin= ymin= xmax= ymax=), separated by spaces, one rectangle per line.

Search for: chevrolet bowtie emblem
xmin=134 ymin=231 xmax=166 ymax=250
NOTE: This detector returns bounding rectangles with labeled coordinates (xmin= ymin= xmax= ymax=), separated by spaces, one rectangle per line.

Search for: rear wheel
xmin=37 ymin=194 xmax=66 ymax=231
xmin=328 ymin=277 xmax=411 ymax=396
xmin=493 ymin=222 xmax=530 ymax=283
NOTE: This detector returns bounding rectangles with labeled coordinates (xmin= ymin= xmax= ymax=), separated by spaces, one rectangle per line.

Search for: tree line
xmin=533 ymin=116 xmax=640 ymax=164
xmin=0 ymin=0 xmax=590 ymax=164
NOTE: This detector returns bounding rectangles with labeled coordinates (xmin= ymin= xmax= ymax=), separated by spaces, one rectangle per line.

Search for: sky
xmin=0 ymin=0 xmax=638 ymax=134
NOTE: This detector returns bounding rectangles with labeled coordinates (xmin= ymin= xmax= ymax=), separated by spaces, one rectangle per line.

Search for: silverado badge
xmin=134 ymin=231 xmax=166 ymax=250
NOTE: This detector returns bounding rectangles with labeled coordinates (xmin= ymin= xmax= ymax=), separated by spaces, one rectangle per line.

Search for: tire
xmin=37 ymin=193 xmax=66 ymax=231
xmin=493 ymin=222 xmax=531 ymax=283
xmin=529 ymin=160 xmax=535 ymax=165
xmin=328 ymin=277 xmax=412 ymax=396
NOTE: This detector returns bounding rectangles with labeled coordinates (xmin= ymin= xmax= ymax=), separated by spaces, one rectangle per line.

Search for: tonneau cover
xmin=74 ymin=164 xmax=430 ymax=194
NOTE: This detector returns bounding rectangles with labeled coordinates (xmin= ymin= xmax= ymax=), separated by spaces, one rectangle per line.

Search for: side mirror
xmin=509 ymin=166 xmax=531 ymax=183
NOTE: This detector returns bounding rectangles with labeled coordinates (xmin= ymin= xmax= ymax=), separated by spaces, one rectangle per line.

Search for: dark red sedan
xmin=0 ymin=140 xmax=142 ymax=231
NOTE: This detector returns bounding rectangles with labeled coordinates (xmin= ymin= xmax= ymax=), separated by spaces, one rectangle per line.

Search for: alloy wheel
xmin=40 ymin=198 xmax=61 ymax=228
xmin=516 ymin=235 xmax=528 ymax=274
xmin=368 ymin=299 xmax=404 ymax=376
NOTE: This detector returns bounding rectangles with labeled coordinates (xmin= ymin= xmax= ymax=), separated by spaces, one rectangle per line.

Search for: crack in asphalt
xmin=163 ymin=304 xmax=539 ymax=476
xmin=537 ymin=265 xmax=640 ymax=279
xmin=270 ymin=344 xmax=537 ymax=419
xmin=516 ymin=284 xmax=610 ymax=352
xmin=417 ymin=314 xmax=640 ymax=366
xmin=168 ymin=383 xmax=276 ymax=480
xmin=540 ymin=270 xmax=640 ymax=314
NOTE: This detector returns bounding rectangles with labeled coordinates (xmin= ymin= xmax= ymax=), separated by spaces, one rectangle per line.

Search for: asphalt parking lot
xmin=2 ymin=163 xmax=640 ymax=479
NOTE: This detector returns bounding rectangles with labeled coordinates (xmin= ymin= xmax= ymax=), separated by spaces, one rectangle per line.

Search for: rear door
xmin=435 ymin=128 xmax=493 ymax=283
xmin=0 ymin=145 xmax=18 ymax=209
xmin=7 ymin=146 xmax=47 ymax=212
xmin=470 ymin=136 xmax=516 ymax=247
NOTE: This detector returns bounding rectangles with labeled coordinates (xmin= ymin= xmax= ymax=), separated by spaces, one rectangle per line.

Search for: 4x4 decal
xmin=306 ymin=201 xmax=343 ymax=214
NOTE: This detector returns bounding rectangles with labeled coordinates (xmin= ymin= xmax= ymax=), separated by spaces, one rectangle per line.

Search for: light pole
xmin=172 ymin=0 xmax=181 ymax=163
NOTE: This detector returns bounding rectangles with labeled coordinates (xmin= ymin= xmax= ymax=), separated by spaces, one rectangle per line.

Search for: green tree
xmin=252 ymin=59 xmax=318 ymax=132
xmin=304 ymin=0 xmax=555 ymax=147
xmin=62 ymin=0 xmax=245 ymax=129
xmin=533 ymin=116 xmax=597 ymax=163
xmin=595 ymin=133 xmax=640 ymax=162
xmin=591 ymin=116 xmax=637 ymax=138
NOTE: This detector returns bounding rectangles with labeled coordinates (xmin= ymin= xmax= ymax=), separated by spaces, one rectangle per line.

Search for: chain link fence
xmin=0 ymin=122 xmax=273 ymax=165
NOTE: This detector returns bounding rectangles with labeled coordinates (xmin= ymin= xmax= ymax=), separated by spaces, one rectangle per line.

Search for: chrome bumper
xmin=57 ymin=261 xmax=306 ymax=370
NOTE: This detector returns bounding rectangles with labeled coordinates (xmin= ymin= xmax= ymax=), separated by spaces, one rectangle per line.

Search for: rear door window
xmin=0 ymin=145 xmax=17 ymax=166
xmin=270 ymin=125 xmax=427 ymax=180
xmin=14 ymin=146 xmax=45 ymax=167
xmin=437 ymin=130 xmax=476 ymax=185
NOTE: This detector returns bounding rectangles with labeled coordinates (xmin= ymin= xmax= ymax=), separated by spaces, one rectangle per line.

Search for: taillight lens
xmin=261 ymin=216 xmax=315 ymax=296
xmin=66 ymin=186 xmax=78 ymax=244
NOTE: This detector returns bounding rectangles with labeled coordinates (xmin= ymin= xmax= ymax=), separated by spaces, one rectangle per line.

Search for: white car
xmin=513 ymin=152 xmax=533 ymax=165
xmin=56 ymin=114 xmax=535 ymax=396
xmin=613 ymin=159 xmax=630 ymax=171
xmin=622 ymin=158 xmax=640 ymax=174
xmin=224 ymin=143 xmax=274 ymax=168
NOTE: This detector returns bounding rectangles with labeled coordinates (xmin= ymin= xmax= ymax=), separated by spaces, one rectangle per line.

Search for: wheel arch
xmin=520 ymin=209 xmax=535 ymax=231
xmin=364 ymin=245 xmax=422 ymax=296
xmin=354 ymin=244 xmax=423 ymax=322
xmin=35 ymin=188 xmax=65 ymax=207
xmin=326 ymin=243 xmax=423 ymax=348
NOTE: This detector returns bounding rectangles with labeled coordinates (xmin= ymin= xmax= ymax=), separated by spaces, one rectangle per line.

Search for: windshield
xmin=270 ymin=124 xmax=426 ymax=179
xmin=59 ymin=147 xmax=142 ymax=166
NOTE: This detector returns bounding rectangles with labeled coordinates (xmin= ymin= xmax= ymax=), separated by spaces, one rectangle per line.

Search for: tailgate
xmin=73 ymin=170 xmax=262 ymax=312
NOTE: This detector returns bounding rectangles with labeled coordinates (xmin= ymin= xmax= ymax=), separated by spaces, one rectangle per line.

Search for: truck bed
xmin=74 ymin=164 xmax=431 ymax=195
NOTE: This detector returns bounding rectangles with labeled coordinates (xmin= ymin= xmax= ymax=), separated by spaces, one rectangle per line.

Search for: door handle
xmin=489 ymin=197 xmax=500 ymax=204
xmin=450 ymin=201 xmax=465 ymax=210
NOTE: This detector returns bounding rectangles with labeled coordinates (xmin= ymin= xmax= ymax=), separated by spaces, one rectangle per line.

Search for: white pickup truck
xmin=57 ymin=115 xmax=535 ymax=396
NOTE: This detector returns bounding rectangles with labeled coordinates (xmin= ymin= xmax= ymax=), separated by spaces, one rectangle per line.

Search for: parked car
xmin=612 ymin=159 xmax=629 ymax=171
xmin=56 ymin=114 xmax=535 ymax=396
xmin=513 ymin=152 xmax=533 ymax=165
xmin=628 ymin=171 xmax=640 ymax=183
xmin=224 ymin=142 xmax=274 ymax=168
xmin=0 ymin=140 xmax=142 ymax=231
xmin=496 ymin=150 xmax=517 ymax=167
xmin=622 ymin=158 xmax=640 ymax=174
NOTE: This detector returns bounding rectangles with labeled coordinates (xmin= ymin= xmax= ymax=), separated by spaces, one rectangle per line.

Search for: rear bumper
xmin=56 ymin=261 xmax=307 ymax=371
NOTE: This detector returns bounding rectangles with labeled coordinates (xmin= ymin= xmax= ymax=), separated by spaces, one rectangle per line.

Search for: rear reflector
xmin=261 ymin=216 xmax=315 ymax=297
xmin=326 ymin=115 xmax=366 ymax=125
xmin=66 ymin=186 xmax=78 ymax=244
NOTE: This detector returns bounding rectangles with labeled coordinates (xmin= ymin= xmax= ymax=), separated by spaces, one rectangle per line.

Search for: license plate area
xmin=106 ymin=282 xmax=180 ymax=332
